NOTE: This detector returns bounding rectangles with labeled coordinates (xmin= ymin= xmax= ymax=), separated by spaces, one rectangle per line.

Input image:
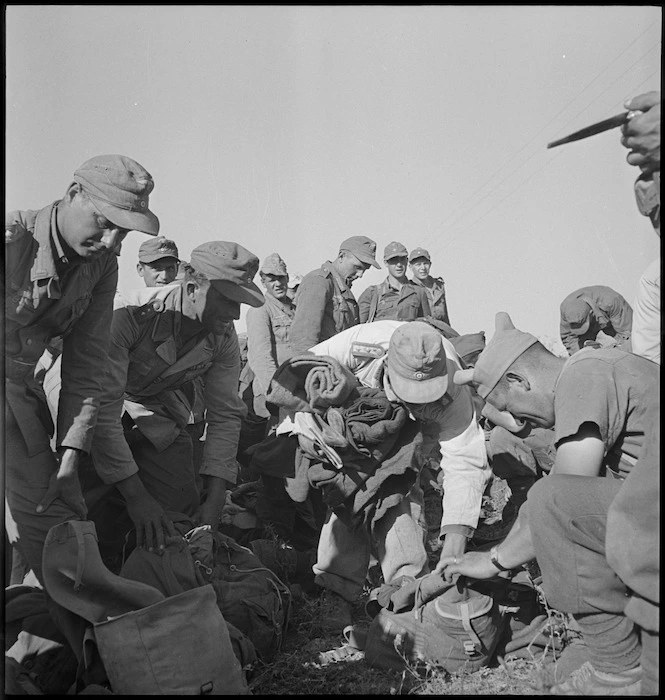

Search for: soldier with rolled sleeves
xmin=289 ymin=236 xmax=380 ymax=354
xmin=358 ymin=241 xmax=430 ymax=323
xmin=136 ymin=235 xmax=180 ymax=287
xmin=439 ymin=311 xmax=659 ymax=695
xmin=135 ymin=235 xmax=208 ymax=478
xmin=81 ymin=241 xmax=265 ymax=557
xmin=408 ymin=246 xmax=452 ymax=326
xmin=246 ymin=253 xmax=296 ymax=421
xmin=4 ymin=154 xmax=159 ymax=649
xmin=559 ymin=285 xmax=633 ymax=356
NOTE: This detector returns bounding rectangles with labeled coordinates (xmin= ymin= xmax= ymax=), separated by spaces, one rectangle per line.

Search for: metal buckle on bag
xmin=463 ymin=640 xmax=477 ymax=656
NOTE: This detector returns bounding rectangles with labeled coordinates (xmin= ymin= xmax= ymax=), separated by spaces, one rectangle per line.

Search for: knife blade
xmin=547 ymin=111 xmax=634 ymax=149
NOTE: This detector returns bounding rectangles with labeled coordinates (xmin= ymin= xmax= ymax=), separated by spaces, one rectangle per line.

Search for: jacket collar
xmin=322 ymin=261 xmax=351 ymax=293
xmin=30 ymin=202 xmax=61 ymax=282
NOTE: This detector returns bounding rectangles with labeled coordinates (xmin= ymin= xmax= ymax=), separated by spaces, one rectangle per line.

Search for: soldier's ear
xmin=63 ymin=181 xmax=84 ymax=203
xmin=505 ymin=370 xmax=530 ymax=391
xmin=185 ymin=280 xmax=200 ymax=300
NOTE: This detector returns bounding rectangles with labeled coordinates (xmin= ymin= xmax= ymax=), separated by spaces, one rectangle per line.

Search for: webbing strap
xmin=460 ymin=601 xmax=484 ymax=653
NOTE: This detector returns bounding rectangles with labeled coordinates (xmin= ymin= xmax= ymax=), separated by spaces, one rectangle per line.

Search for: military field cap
xmin=383 ymin=241 xmax=409 ymax=261
xmin=73 ymin=154 xmax=159 ymax=235
xmin=260 ymin=253 xmax=288 ymax=277
xmin=189 ymin=241 xmax=264 ymax=308
xmin=451 ymin=332 xmax=486 ymax=363
xmin=561 ymin=297 xmax=592 ymax=336
xmin=138 ymin=236 xmax=179 ymax=263
xmin=454 ymin=312 xmax=539 ymax=399
xmin=409 ymin=247 xmax=431 ymax=263
xmin=387 ymin=321 xmax=448 ymax=404
xmin=339 ymin=236 xmax=381 ymax=268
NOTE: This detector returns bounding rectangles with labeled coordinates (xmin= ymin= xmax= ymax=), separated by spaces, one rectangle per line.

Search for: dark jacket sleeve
xmin=358 ymin=285 xmax=377 ymax=323
xmin=597 ymin=291 xmax=633 ymax=344
xmin=58 ymin=256 xmax=119 ymax=453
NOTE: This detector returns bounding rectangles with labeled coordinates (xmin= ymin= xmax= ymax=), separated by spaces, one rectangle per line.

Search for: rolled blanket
xmin=266 ymin=354 xmax=360 ymax=414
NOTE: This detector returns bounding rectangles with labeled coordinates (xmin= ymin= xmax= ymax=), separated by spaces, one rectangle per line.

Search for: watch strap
xmin=490 ymin=545 xmax=511 ymax=572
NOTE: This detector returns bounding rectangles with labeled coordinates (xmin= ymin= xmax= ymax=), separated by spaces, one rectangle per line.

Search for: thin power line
xmin=551 ymin=42 xmax=661 ymax=138
xmin=424 ymin=41 xmax=661 ymax=249
xmin=442 ymin=64 xmax=660 ymax=255
xmin=446 ymin=152 xmax=562 ymax=248
xmin=420 ymin=25 xmax=660 ymax=242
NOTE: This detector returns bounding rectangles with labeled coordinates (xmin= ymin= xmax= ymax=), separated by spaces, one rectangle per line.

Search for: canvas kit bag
xmin=361 ymin=573 xmax=507 ymax=674
xmin=42 ymin=520 xmax=249 ymax=695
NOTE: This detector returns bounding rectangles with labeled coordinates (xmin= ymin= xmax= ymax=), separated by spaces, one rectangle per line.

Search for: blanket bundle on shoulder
xmin=266 ymin=354 xmax=360 ymax=414
xmin=265 ymin=357 xmax=421 ymax=529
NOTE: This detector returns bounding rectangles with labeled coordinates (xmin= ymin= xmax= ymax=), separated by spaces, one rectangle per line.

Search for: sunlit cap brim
xmin=210 ymin=279 xmax=265 ymax=308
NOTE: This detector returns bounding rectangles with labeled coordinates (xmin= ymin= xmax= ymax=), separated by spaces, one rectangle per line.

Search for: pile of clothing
xmin=264 ymin=354 xmax=423 ymax=529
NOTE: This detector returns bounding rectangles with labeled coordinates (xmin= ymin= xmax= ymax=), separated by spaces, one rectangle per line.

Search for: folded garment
xmin=266 ymin=354 xmax=359 ymax=414
xmin=308 ymin=419 xmax=422 ymax=529
xmin=326 ymin=387 xmax=407 ymax=461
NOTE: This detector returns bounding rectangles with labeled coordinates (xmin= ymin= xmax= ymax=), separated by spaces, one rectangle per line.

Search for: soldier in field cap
xmin=408 ymin=246 xmax=452 ymax=326
xmin=439 ymin=311 xmax=659 ymax=696
xmin=358 ymin=241 xmax=430 ymax=323
xmin=37 ymin=241 xmax=266 ymax=572
xmin=559 ymin=285 xmax=633 ymax=356
xmin=5 ymin=154 xmax=160 ymax=653
xmin=246 ymin=253 xmax=297 ymax=419
xmin=137 ymin=236 xmax=180 ymax=287
xmin=294 ymin=319 xmax=489 ymax=632
xmin=289 ymin=235 xmax=380 ymax=353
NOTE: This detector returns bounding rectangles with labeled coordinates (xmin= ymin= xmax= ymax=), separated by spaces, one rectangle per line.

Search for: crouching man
xmin=440 ymin=312 xmax=659 ymax=695
xmin=299 ymin=320 xmax=490 ymax=631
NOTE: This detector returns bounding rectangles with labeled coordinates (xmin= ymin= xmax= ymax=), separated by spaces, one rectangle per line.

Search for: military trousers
xmin=525 ymin=474 xmax=658 ymax=693
xmin=313 ymin=480 xmax=429 ymax=603
xmin=4 ymin=389 xmax=88 ymax=659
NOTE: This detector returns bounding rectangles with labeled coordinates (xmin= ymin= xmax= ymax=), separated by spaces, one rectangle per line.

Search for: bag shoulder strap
xmin=460 ymin=601 xmax=486 ymax=655
xmin=367 ymin=286 xmax=380 ymax=323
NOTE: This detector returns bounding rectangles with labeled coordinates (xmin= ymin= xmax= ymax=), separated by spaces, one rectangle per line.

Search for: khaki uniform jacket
xmin=412 ymin=275 xmax=450 ymax=325
xmin=289 ymin=262 xmax=360 ymax=354
xmin=358 ymin=278 xmax=430 ymax=323
xmin=246 ymin=293 xmax=296 ymax=395
xmin=559 ymin=285 xmax=633 ymax=356
xmin=91 ymin=285 xmax=246 ymax=485
xmin=5 ymin=203 xmax=117 ymax=454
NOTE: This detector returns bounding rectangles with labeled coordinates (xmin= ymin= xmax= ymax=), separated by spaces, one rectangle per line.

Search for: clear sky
xmin=6 ymin=6 xmax=661 ymax=351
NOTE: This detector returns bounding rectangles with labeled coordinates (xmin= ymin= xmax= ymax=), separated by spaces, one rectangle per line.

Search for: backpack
xmin=119 ymin=518 xmax=291 ymax=666
xmin=191 ymin=529 xmax=292 ymax=664
xmin=361 ymin=574 xmax=506 ymax=674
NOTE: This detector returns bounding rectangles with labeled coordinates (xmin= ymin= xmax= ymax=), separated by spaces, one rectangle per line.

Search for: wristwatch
xmin=489 ymin=545 xmax=511 ymax=572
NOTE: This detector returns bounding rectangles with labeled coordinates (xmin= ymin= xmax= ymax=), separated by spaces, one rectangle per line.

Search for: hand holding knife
xmin=547 ymin=110 xmax=642 ymax=149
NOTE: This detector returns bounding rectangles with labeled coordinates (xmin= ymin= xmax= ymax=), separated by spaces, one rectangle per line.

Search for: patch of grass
xmin=248 ymin=582 xmax=560 ymax=695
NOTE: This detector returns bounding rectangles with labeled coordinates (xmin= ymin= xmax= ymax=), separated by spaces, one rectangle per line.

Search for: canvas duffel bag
xmin=363 ymin=574 xmax=506 ymax=674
